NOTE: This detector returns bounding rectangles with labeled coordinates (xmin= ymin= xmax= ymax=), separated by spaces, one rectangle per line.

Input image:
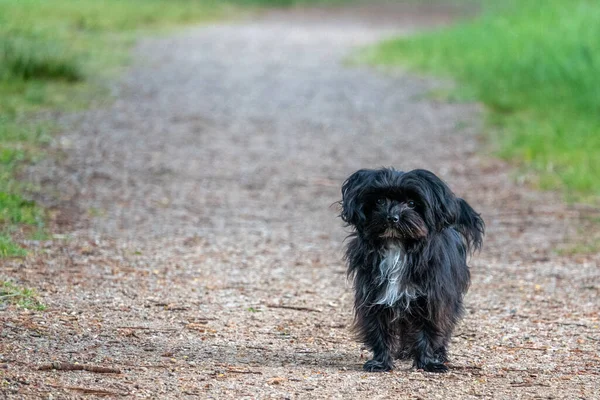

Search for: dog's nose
xmin=388 ymin=215 xmax=400 ymax=223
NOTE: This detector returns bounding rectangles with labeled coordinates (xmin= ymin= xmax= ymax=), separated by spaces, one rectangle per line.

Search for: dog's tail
xmin=455 ymin=198 xmax=485 ymax=253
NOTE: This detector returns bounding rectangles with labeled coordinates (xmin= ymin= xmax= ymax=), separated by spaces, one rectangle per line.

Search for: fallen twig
xmin=448 ymin=364 xmax=483 ymax=370
xmin=266 ymin=304 xmax=321 ymax=313
xmin=527 ymin=319 xmax=591 ymax=328
xmin=226 ymin=368 xmax=263 ymax=375
xmin=165 ymin=306 xmax=190 ymax=311
xmin=38 ymin=362 xmax=121 ymax=374
xmin=501 ymin=345 xmax=548 ymax=352
xmin=454 ymin=332 xmax=477 ymax=338
xmin=48 ymin=384 xmax=126 ymax=396
xmin=550 ymin=321 xmax=589 ymax=328
xmin=149 ymin=301 xmax=169 ymax=307
xmin=245 ymin=345 xmax=268 ymax=351
xmin=502 ymin=367 xmax=544 ymax=374
xmin=510 ymin=382 xmax=551 ymax=388
xmin=148 ymin=301 xmax=190 ymax=311
xmin=117 ymin=362 xmax=168 ymax=369
xmin=117 ymin=326 xmax=179 ymax=332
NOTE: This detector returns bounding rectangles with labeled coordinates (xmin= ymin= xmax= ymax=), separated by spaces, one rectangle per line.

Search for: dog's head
xmin=340 ymin=168 xmax=484 ymax=248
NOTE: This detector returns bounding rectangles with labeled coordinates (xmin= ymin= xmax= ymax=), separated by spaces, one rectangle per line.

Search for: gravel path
xmin=3 ymin=5 xmax=599 ymax=399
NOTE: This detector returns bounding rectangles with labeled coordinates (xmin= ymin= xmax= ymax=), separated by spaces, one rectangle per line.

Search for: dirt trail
xmin=3 ymin=4 xmax=599 ymax=399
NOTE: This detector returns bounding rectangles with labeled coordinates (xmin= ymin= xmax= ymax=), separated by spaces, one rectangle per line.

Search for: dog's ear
xmin=404 ymin=169 xmax=458 ymax=231
xmin=340 ymin=169 xmax=375 ymax=228
xmin=406 ymin=169 xmax=484 ymax=250
xmin=454 ymin=198 xmax=485 ymax=253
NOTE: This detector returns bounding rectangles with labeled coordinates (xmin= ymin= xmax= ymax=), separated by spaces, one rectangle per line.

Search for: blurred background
xmin=0 ymin=0 xmax=598 ymax=254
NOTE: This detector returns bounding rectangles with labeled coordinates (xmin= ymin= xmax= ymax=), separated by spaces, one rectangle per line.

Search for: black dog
xmin=340 ymin=168 xmax=484 ymax=373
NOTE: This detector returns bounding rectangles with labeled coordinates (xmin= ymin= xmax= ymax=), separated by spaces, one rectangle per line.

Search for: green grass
xmin=0 ymin=235 xmax=27 ymax=258
xmin=0 ymin=280 xmax=45 ymax=310
xmin=361 ymin=0 xmax=600 ymax=201
xmin=1 ymin=37 xmax=82 ymax=82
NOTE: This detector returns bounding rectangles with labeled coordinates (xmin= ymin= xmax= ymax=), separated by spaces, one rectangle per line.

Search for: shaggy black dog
xmin=340 ymin=168 xmax=484 ymax=372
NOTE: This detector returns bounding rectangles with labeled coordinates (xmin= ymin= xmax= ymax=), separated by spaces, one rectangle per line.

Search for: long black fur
xmin=340 ymin=168 xmax=484 ymax=373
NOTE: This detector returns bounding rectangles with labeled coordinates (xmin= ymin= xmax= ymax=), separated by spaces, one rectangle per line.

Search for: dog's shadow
xmin=189 ymin=341 xmax=360 ymax=371
xmin=121 ymin=329 xmax=469 ymax=374
xmin=191 ymin=342 xmax=473 ymax=374
xmin=185 ymin=341 xmax=450 ymax=373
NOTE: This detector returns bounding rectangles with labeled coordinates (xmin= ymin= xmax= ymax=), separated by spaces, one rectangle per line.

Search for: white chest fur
xmin=374 ymin=244 xmax=418 ymax=308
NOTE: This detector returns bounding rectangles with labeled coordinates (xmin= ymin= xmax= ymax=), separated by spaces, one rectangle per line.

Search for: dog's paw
xmin=418 ymin=362 xmax=448 ymax=373
xmin=433 ymin=347 xmax=449 ymax=363
xmin=363 ymin=359 xmax=393 ymax=372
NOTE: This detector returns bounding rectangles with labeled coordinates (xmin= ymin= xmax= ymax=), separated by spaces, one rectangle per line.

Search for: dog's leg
xmin=431 ymin=298 xmax=464 ymax=366
xmin=433 ymin=345 xmax=449 ymax=363
xmin=413 ymin=326 xmax=448 ymax=372
xmin=408 ymin=318 xmax=449 ymax=373
xmin=433 ymin=334 xmax=450 ymax=363
xmin=355 ymin=308 xmax=395 ymax=372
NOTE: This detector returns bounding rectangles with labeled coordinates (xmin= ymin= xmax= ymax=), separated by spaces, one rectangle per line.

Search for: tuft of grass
xmin=361 ymin=0 xmax=600 ymax=200
xmin=0 ymin=235 xmax=27 ymax=258
xmin=0 ymin=280 xmax=46 ymax=310
xmin=1 ymin=37 xmax=83 ymax=82
xmin=0 ymin=192 xmax=43 ymax=225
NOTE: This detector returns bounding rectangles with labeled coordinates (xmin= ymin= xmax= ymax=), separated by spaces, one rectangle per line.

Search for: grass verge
xmin=0 ymin=280 xmax=46 ymax=310
xmin=360 ymin=0 xmax=600 ymax=202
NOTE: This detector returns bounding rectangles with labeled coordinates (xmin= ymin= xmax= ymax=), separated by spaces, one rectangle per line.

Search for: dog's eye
xmin=407 ymin=200 xmax=416 ymax=209
xmin=376 ymin=198 xmax=386 ymax=205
